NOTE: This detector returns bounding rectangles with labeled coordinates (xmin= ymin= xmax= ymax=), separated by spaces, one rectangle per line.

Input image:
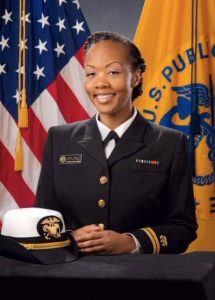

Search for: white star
xmin=0 ymin=64 xmax=6 ymax=75
xmin=38 ymin=13 xmax=50 ymax=28
xmin=72 ymin=20 xmax=85 ymax=35
xmin=35 ymin=39 xmax=48 ymax=54
xmin=21 ymin=13 xmax=31 ymax=23
xmin=72 ymin=0 xmax=80 ymax=9
xmin=56 ymin=17 xmax=66 ymax=32
xmin=1 ymin=9 xmax=12 ymax=25
xmin=0 ymin=35 xmax=9 ymax=50
xmin=54 ymin=42 xmax=65 ymax=57
xmin=13 ymin=90 xmax=20 ymax=103
xmin=18 ymin=38 xmax=28 ymax=50
xmin=16 ymin=66 xmax=24 ymax=75
xmin=59 ymin=0 xmax=67 ymax=5
xmin=33 ymin=65 xmax=45 ymax=80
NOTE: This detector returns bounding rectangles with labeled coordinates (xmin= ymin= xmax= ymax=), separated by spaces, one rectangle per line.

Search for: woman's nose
xmin=95 ymin=74 xmax=110 ymax=88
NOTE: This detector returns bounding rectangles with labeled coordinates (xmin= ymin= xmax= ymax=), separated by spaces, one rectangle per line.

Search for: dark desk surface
xmin=0 ymin=252 xmax=215 ymax=300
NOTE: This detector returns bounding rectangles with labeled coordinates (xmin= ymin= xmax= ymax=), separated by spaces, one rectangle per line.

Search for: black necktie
xmin=103 ymin=131 xmax=119 ymax=147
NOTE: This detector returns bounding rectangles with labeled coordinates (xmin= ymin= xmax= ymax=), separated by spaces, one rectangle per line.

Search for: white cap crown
xmin=1 ymin=208 xmax=66 ymax=238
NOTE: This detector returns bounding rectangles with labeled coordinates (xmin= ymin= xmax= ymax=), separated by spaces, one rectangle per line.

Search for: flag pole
xmin=15 ymin=0 xmax=28 ymax=171
xmin=189 ymin=0 xmax=200 ymax=177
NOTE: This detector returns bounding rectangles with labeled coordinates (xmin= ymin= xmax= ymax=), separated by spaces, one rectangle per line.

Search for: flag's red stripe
xmin=75 ymin=46 xmax=85 ymax=67
xmin=21 ymin=108 xmax=47 ymax=163
xmin=0 ymin=141 xmax=36 ymax=207
xmin=47 ymin=74 xmax=90 ymax=122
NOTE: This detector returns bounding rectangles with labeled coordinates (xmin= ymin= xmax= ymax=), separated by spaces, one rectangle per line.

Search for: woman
xmin=36 ymin=31 xmax=197 ymax=254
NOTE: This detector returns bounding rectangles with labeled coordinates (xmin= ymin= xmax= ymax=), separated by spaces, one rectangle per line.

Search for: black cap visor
xmin=0 ymin=234 xmax=78 ymax=264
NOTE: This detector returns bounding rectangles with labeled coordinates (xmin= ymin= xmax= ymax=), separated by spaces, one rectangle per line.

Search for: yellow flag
xmin=134 ymin=0 xmax=215 ymax=251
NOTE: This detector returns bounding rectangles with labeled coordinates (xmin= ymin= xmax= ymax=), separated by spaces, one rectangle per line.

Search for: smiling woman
xmin=36 ymin=31 xmax=197 ymax=255
xmin=84 ymin=32 xmax=145 ymax=129
xmin=85 ymin=44 xmax=139 ymax=128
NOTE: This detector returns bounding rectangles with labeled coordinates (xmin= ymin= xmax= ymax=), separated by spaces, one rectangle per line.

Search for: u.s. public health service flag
xmin=134 ymin=0 xmax=215 ymax=250
xmin=0 ymin=0 xmax=95 ymax=224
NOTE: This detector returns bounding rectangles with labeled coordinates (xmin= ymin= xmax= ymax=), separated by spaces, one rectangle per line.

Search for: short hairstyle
xmin=84 ymin=31 xmax=146 ymax=101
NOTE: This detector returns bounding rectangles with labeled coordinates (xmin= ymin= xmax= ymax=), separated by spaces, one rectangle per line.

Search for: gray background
xmin=79 ymin=0 xmax=145 ymax=39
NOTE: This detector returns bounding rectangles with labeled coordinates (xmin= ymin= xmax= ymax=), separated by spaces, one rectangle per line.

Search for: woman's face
xmin=84 ymin=40 xmax=140 ymax=123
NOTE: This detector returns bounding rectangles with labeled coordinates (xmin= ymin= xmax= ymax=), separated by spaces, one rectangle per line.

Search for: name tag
xmin=59 ymin=154 xmax=82 ymax=164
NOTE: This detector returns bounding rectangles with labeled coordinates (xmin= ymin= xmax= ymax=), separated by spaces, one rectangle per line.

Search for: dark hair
xmin=84 ymin=31 xmax=146 ymax=101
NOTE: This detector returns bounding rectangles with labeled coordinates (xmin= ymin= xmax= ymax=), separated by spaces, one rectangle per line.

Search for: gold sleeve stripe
xmin=20 ymin=239 xmax=71 ymax=250
xmin=142 ymin=228 xmax=157 ymax=254
xmin=146 ymin=227 xmax=160 ymax=254
xmin=141 ymin=227 xmax=160 ymax=254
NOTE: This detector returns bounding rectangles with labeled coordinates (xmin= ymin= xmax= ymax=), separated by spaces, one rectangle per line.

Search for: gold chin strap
xmin=20 ymin=239 xmax=71 ymax=250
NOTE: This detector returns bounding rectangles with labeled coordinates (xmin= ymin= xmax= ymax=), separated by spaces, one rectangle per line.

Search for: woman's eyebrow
xmin=85 ymin=64 xmax=95 ymax=68
xmin=85 ymin=61 xmax=123 ymax=68
xmin=105 ymin=61 xmax=123 ymax=67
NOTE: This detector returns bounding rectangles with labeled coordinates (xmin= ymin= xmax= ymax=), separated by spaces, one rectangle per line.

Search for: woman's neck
xmin=99 ymin=107 xmax=134 ymax=129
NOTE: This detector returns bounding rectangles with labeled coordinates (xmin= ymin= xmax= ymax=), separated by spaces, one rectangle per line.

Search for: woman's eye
xmin=85 ymin=72 xmax=95 ymax=77
xmin=108 ymin=70 xmax=120 ymax=75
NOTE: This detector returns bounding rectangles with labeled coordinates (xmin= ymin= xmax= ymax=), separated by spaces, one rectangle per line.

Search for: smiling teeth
xmin=96 ymin=94 xmax=114 ymax=102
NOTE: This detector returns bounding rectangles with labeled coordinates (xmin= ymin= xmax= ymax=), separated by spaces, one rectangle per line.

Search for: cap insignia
xmin=37 ymin=216 xmax=63 ymax=240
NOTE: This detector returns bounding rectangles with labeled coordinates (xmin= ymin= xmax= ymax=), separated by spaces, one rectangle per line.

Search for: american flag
xmin=0 ymin=0 xmax=95 ymax=224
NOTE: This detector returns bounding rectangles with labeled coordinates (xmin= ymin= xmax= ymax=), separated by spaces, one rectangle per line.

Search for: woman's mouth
xmin=95 ymin=93 xmax=116 ymax=103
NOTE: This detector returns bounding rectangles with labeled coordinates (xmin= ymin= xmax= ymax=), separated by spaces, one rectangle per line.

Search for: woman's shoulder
xmin=147 ymin=119 xmax=186 ymax=139
xmin=136 ymin=111 xmax=185 ymax=140
xmin=142 ymin=118 xmax=187 ymax=151
xmin=49 ymin=118 xmax=91 ymax=134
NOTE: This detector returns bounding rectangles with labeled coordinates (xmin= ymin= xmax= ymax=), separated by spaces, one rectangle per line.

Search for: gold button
xmin=99 ymin=176 xmax=108 ymax=185
xmin=98 ymin=199 xmax=106 ymax=208
xmin=98 ymin=223 xmax=105 ymax=230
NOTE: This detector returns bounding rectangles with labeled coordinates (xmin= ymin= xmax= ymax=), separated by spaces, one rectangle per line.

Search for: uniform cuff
xmin=124 ymin=233 xmax=142 ymax=254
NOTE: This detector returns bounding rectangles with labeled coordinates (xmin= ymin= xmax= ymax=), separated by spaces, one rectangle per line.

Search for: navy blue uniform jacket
xmin=36 ymin=112 xmax=197 ymax=254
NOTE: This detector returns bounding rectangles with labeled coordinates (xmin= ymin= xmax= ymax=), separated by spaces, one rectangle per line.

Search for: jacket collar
xmin=78 ymin=111 xmax=148 ymax=167
xmin=78 ymin=116 xmax=107 ymax=168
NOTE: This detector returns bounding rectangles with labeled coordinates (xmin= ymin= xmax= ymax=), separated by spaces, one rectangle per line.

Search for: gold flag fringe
xmin=15 ymin=0 xmax=27 ymax=171
xmin=14 ymin=129 xmax=24 ymax=171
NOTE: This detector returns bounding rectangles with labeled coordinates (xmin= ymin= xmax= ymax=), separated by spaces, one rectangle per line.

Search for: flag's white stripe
xmin=0 ymin=182 xmax=19 ymax=220
xmin=31 ymin=89 xmax=66 ymax=132
xmin=0 ymin=102 xmax=41 ymax=194
xmin=61 ymin=56 xmax=96 ymax=117
xmin=22 ymin=140 xmax=41 ymax=194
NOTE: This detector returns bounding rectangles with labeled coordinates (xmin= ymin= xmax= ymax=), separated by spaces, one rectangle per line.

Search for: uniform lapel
xmin=78 ymin=116 xmax=108 ymax=168
xmin=108 ymin=112 xmax=148 ymax=166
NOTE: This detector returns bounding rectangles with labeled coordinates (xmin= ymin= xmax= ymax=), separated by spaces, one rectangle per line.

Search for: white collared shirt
xmin=96 ymin=109 xmax=137 ymax=158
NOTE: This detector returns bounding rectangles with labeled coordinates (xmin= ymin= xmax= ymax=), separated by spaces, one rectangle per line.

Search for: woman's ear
xmin=131 ymin=69 xmax=142 ymax=88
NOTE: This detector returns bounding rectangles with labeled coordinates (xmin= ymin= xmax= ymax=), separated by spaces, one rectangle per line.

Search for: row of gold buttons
xmin=98 ymin=176 xmax=108 ymax=230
